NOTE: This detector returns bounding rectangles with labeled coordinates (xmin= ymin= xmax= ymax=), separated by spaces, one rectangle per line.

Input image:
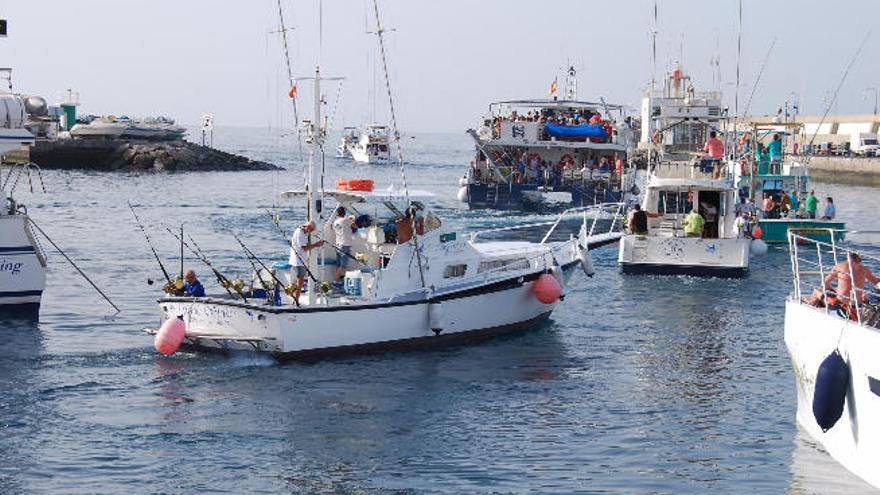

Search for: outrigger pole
xmin=370 ymin=0 xmax=426 ymax=288
xmin=127 ymin=201 xmax=171 ymax=285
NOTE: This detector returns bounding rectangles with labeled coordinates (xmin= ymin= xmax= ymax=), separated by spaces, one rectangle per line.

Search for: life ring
xmin=687 ymin=189 xmax=694 ymax=203
xmin=651 ymin=129 xmax=661 ymax=144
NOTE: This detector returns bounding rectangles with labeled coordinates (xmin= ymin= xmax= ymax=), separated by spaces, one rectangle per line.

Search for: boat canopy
xmin=491 ymin=99 xmax=624 ymax=112
xmin=646 ymin=177 xmax=734 ymax=192
xmin=281 ymin=187 xmax=434 ymax=205
xmin=543 ymin=122 xmax=607 ymax=139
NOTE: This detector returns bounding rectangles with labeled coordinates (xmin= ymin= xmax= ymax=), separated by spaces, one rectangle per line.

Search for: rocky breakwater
xmin=30 ymin=139 xmax=280 ymax=172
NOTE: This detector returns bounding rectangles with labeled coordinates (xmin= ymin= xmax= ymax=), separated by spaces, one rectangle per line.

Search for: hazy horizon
xmin=3 ymin=0 xmax=878 ymax=133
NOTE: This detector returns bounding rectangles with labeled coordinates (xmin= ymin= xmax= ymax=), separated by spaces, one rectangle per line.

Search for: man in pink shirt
xmin=703 ymin=131 xmax=725 ymax=159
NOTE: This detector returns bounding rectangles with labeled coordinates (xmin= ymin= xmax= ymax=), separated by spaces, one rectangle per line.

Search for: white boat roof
xmin=646 ymin=177 xmax=734 ymax=191
xmin=491 ymin=99 xmax=624 ymax=111
xmin=281 ymin=186 xmax=434 ymax=204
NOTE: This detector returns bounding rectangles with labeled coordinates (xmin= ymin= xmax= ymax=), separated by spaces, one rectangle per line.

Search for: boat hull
xmin=618 ymin=234 xmax=750 ymax=278
xmin=466 ymin=183 xmax=623 ymax=212
xmin=784 ymin=300 xmax=880 ymax=489
xmin=154 ymin=264 xmax=578 ymax=359
xmin=0 ymin=215 xmax=46 ymax=316
xmin=619 ymin=263 xmax=747 ymax=278
xmin=757 ymin=219 xmax=846 ymax=244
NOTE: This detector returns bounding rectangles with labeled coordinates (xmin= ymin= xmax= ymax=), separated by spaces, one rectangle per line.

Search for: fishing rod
xmin=27 ymin=217 xmax=120 ymax=313
xmin=127 ymin=201 xmax=172 ymax=285
xmin=232 ymin=234 xmax=302 ymax=307
xmin=163 ymin=226 xmax=246 ymax=302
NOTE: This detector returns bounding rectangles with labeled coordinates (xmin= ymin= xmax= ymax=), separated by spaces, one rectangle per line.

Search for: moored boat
xmin=350 ymin=123 xmax=391 ymax=164
xmin=1 ymin=163 xmax=47 ymax=318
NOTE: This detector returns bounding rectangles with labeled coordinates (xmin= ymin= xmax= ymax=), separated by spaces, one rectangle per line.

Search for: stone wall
xmin=807 ymin=156 xmax=880 ymax=186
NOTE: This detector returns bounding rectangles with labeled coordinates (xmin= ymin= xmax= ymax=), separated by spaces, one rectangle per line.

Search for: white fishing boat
xmin=0 ymin=64 xmax=46 ymax=317
xmin=335 ymin=126 xmax=359 ymax=159
xmin=144 ymin=60 xmax=625 ymax=358
xmin=350 ymin=123 xmax=391 ymax=164
xmin=784 ymin=231 xmax=880 ymax=489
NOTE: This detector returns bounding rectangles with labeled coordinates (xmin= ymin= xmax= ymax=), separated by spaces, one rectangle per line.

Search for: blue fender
xmin=812 ymin=350 xmax=850 ymax=432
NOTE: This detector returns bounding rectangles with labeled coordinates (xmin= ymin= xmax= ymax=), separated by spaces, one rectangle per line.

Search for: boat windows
xmin=477 ymin=258 xmax=529 ymax=273
xmin=658 ymin=190 xmax=693 ymax=215
xmin=443 ymin=264 xmax=467 ymax=278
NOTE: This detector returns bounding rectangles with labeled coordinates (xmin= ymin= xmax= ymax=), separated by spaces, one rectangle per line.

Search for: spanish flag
xmin=548 ymin=77 xmax=558 ymax=97
xmin=288 ymin=81 xmax=297 ymax=99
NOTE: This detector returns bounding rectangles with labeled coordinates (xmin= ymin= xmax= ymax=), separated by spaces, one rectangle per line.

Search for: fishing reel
xmin=318 ymin=281 xmax=331 ymax=294
xmin=283 ymin=285 xmax=296 ymax=297
xmin=163 ymin=276 xmax=184 ymax=296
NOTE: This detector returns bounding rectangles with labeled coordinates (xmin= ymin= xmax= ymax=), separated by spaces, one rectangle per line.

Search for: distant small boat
xmin=350 ymin=123 xmax=391 ymax=164
xmin=335 ymin=126 xmax=359 ymax=159
xmin=70 ymin=116 xmax=186 ymax=141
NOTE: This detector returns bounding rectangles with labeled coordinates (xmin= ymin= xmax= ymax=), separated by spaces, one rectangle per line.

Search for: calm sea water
xmin=2 ymin=128 xmax=879 ymax=494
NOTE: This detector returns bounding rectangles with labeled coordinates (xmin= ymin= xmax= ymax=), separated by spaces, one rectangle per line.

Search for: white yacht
xmin=350 ymin=123 xmax=391 ymax=164
xmin=335 ymin=126 xmax=359 ymax=159
xmin=617 ymin=170 xmax=750 ymax=277
xmin=144 ymin=65 xmax=624 ymax=359
xmin=70 ymin=116 xmax=186 ymax=141
xmin=784 ymin=231 xmax=880 ymax=489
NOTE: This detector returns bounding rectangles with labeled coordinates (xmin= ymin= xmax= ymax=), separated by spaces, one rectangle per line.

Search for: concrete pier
xmin=805 ymin=156 xmax=880 ymax=186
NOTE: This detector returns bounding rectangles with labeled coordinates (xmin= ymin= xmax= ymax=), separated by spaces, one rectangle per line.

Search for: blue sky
xmin=3 ymin=0 xmax=878 ymax=132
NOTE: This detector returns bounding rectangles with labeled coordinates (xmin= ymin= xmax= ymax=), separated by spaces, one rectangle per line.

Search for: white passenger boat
xmin=144 ymin=65 xmax=625 ymax=359
xmin=350 ymin=123 xmax=391 ymax=164
xmin=335 ymin=126 xmax=359 ymax=159
xmin=460 ymin=66 xmax=636 ymax=212
xmin=784 ymin=231 xmax=880 ymax=489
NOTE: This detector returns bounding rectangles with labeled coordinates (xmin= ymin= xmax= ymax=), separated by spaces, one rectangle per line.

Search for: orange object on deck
xmin=337 ymin=178 xmax=374 ymax=192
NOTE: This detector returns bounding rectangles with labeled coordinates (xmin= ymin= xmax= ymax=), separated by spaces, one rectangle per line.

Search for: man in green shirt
xmin=683 ymin=209 xmax=705 ymax=237
xmin=805 ymin=189 xmax=818 ymax=219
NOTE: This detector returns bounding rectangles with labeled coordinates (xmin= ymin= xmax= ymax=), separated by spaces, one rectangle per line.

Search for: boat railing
xmin=469 ymin=203 xmax=625 ymax=244
xmin=788 ymin=229 xmax=880 ymax=327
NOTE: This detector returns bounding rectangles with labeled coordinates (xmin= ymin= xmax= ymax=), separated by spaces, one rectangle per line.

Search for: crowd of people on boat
xmin=491 ymin=109 xmax=617 ymax=143
xmin=471 ymin=148 xmax=625 ymax=187
xmin=755 ymin=189 xmax=836 ymax=220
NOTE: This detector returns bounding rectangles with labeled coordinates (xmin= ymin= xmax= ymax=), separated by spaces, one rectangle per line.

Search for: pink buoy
xmin=533 ymin=273 xmax=562 ymax=304
xmin=154 ymin=316 xmax=186 ymax=355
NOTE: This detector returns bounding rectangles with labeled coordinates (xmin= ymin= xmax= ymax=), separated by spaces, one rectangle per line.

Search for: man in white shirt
xmin=332 ymin=206 xmax=356 ymax=286
xmin=289 ymin=221 xmax=323 ymax=300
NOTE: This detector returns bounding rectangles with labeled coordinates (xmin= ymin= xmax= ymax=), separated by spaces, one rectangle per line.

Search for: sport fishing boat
xmin=0 ymin=63 xmax=46 ymax=317
xmin=335 ymin=126 xmax=359 ymax=159
xmin=350 ymin=123 xmax=391 ymax=164
xmin=730 ymin=122 xmax=845 ymax=243
xmin=458 ymin=67 xmax=636 ymax=212
xmin=784 ymin=231 xmax=880 ymax=489
xmin=617 ymin=167 xmax=751 ymax=277
xmin=143 ymin=6 xmax=625 ymax=358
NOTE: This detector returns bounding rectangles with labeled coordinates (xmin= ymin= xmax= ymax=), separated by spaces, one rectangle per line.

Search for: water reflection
xmin=787 ymin=428 xmax=875 ymax=494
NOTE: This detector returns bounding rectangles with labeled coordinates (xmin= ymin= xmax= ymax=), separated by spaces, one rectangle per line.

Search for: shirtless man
xmin=823 ymin=253 xmax=880 ymax=305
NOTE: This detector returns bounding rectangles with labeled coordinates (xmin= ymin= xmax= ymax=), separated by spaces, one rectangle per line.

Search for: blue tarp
xmin=544 ymin=122 xmax=608 ymax=139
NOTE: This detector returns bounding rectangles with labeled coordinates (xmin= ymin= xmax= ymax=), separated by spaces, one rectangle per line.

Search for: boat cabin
xmin=641 ymin=178 xmax=737 ymax=240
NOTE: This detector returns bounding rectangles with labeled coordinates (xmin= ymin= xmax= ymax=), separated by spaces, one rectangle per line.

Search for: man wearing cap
xmin=290 ymin=221 xmax=324 ymax=301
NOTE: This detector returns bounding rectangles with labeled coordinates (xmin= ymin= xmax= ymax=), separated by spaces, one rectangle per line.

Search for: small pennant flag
xmin=548 ymin=77 xmax=557 ymax=97
xmin=288 ymin=82 xmax=297 ymax=99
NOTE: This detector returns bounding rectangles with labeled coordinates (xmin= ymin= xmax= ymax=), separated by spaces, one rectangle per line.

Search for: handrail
xmin=468 ymin=202 xmax=624 ymax=243
xmin=788 ymin=228 xmax=879 ymax=327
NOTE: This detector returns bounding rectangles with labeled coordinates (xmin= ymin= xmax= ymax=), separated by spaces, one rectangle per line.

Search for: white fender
xmin=577 ymin=221 xmax=595 ymax=277
xmin=428 ymin=301 xmax=444 ymax=334
xmin=750 ymin=238 xmax=768 ymax=255
xmin=456 ymin=186 xmax=468 ymax=203
xmin=458 ymin=175 xmax=468 ymax=187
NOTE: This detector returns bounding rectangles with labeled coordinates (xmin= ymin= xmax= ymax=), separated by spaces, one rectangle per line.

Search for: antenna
xmin=271 ymin=0 xmax=303 ymax=159
xmin=651 ymin=0 xmax=657 ymax=90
